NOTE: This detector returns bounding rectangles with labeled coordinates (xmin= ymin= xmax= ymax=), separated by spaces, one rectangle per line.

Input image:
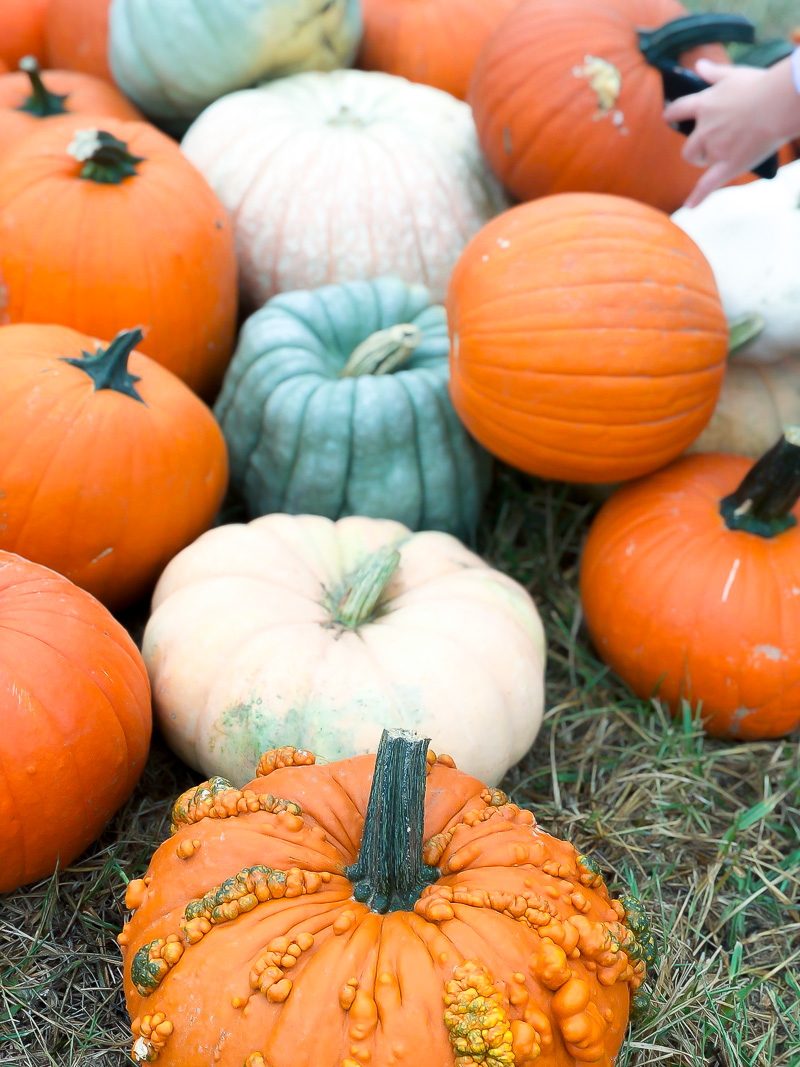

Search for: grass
xmin=682 ymin=0 xmax=799 ymax=37
xmin=0 ymin=465 xmax=798 ymax=1066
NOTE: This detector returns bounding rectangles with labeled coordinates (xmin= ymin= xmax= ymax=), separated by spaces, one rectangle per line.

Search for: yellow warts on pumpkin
xmin=130 ymin=935 xmax=185 ymax=996
xmin=571 ymin=56 xmax=622 ymax=117
xmin=125 ymin=878 xmax=147 ymax=911
xmin=255 ymin=746 xmax=316 ymax=777
xmin=426 ymin=749 xmax=457 ymax=773
xmin=170 ymin=775 xmax=302 ymax=835
xmin=417 ymin=882 xmax=557 ymax=926
xmin=176 ymin=838 xmax=202 ymax=860
xmin=246 ymin=931 xmax=315 ymax=1003
xmin=423 ymin=801 xmax=535 ymax=868
xmin=443 ymin=960 xmax=515 ymax=1066
xmin=131 ymin=1012 xmax=173 ymax=1064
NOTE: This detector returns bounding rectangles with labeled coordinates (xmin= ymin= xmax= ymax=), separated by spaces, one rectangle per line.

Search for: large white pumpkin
xmin=181 ymin=70 xmax=510 ymax=305
xmin=108 ymin=0 xmax=362 ymax=124
xmin=143 ymin=514 xmax=546 ymax=787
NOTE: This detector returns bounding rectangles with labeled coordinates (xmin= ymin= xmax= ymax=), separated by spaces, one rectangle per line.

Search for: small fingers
xmin=692 ymin=58 xmax=732 ymax=84
xmin=683 ymin=161 xmax=733 ymax=208
xmin=662 ymin=95 xmax=702 ymax=123
xmin=681 ymin=130 xmax=708 ymax=168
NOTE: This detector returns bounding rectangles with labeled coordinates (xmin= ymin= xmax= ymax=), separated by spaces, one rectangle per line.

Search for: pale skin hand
xmin=663 ymin=56 xmax=800 ymax=208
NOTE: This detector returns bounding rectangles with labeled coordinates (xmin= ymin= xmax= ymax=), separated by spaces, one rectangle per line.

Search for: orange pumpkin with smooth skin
xmin=46 ymin=0 xmax=113 ymax=82
xmin=0 ymin=116 xmax=238 ymax=397
xmin=357 ymin=0 xmax=520 ymax=100
xmin=0 ymin=323 xmax=228 ymax=610
xmin=0 ymin=551 xmax=151 ymax=893
xmin=446 ymin=192 xmax=728 ymax=483
xmin=581 ymin=436 xmax=800 ymax=739
xmin=119 ymin=731 xmax=654 ymax=1067
xmin=0 ymin=0 xmax=49 ymax=69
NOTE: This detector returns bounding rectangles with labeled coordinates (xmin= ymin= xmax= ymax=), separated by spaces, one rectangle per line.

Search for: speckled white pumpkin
xmin=180 ymin=69 xmax=510 ymax=305
xmin=108 ymin=0 xmax=362 ymax=124
xmin=142 ymin=514 xmax=547 ymax=787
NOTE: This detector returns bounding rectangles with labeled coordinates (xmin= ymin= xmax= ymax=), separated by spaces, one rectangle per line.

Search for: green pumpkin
xmin=214 ymin=278 xmax=492 ymax=540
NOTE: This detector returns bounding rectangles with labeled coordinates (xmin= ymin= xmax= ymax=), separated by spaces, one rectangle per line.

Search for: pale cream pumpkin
xmin=142 ymin=514 xmax=546 ymax=787
xmin=180 ymin=69 xmax=509 ymax=305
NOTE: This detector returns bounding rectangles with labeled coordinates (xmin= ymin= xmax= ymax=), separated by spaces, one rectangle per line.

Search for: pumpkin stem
xmin=60 ymin=328 xmax=146 ymax=403
xmin=17 ymin=56 xmax=69 ymax=117
xmin=346 ymin=728 xmax=439 ymax=913
xmin=727 ymin=312 xmax=764 ymax=356
xmin=638 ymin=14 xmax=756 ymax=66
xmin=67 ymin=128 xmax=146 ymax=185
xmin=331 ymin=545 xmax=400 ymax=628
xmin=340 ymin=324 xmax=422 ymax=378
xmin=720 ymin=428 xmax=800 ymax=537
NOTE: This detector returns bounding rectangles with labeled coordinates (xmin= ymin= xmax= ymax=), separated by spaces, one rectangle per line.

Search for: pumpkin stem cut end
xmin=345 ymin=728 xmax=439 ymax=913
xmin=61 ymin=328 xmax=146 ymax=403
xmin=67 ymin=128 xmax=146 ymax=184
xmin=720 ymin=429 xmax=800 ymax=537
xmin=340 ymin=324 xmax=422 ymax=378
xmin=17 ymin=56 xmax=69 ymax=117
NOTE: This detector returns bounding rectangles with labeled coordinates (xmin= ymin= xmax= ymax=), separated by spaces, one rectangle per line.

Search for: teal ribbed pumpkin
xmin=214 ymin=278 xmax=491 ymax=540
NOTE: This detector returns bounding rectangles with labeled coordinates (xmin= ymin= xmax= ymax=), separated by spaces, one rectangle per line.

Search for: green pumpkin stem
xmin=340 ymin=324 xmax=422 ymax=378
xmin=727 ymin=312 xmax=764 ymax=357
xmin=17 ymin=56 xmax=69 ymax=117
xmin=345 ymin=729 xmax=439 ymax=913
xmin=60 ymin=328 xmax=146 ymax=403
xmin=67 ymin=128 xmax=146 ymax=185
xmin=638 ymin=14 xmax=755 ymax=66
xmin=332 ymin=545 xmax=400 ymax=628
xmin=720 ymin=428 xmax=800 ymax=537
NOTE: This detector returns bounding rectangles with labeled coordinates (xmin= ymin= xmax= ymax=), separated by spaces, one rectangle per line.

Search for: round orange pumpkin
xmin=446 ymin=192 xmax=728 ymax=483
xmin=468 ymin=0 xmax=752 ymax=212
xmin=357 ymin=0 xmax=520 ymax=100
xmin=0 ymin=551 xmax=151 ymax=893
xmin=0 ymin=0 xmax=49 ymax=70
xmin=0 ymin=323 xmax=228 ymax=610
xmin=0 ymin=58 xmax=139 ymax=156
xmin=119 ymin=729 xmax=654 ymax=1067
xmin=581 ymin=430 xmax=800 ymax=739
xmin=0 ymin=117 xmax=237 ymax=397
xmin=46 ymin=0 xmax=113 ymax=82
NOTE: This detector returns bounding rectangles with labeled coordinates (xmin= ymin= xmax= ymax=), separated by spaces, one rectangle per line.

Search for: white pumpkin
xmin=108 ymin=0 xmax=362 ymax=124
xmin=672 ymin=159 xmax=800 ymax=364
xmin=143 ymin=514 xmax=546 ymax=787
xmin=180 ymin=70 xmax=510 ymax=305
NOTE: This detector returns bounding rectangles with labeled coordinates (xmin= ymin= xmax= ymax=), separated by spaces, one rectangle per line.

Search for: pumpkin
xmin=108 ymin=0 xmax=363 ymax=127
xmin=0 ymin=551 xmax=151 ymax=893
xmin=581 ymin=430 xmax=800 ymax=739
xmin=0 ymin=0 xmax=49 ymax=70
xmin=0 ymin=57 xmax=139 ymax=156
xmin=0 ymin=117 xmax=237 ymax=397
xmin=46 ymin=0 xmax=113 ymax=82
xmin=468 ymin=0 xmax=755 ymax=213
xmin=446 ymin=192 xmax=729 ymax=484
xmin=119 ymin=728 xmax=654 ymax=1067
xmin=215 ymin=277 xmax=491 ymax=541
xmin=0 ymin=323 xmax=228 ymax=610
xmin=672 ymin=159 xmax=800 ymax=364
xmin=142 ymin=513 xmax=546 ymax=787
xmin=181 ymin=70 xmax=509 ymax=306
xmin=356 ymin=0 xmax=519 ymax=100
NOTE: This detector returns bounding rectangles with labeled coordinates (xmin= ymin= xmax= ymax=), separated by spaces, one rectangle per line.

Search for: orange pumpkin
xmin=46 ymin=0 xmax=113 ymax=82
xmin=119 ymin=730 xmax=655 ymax=1067
xmin=0 ymin=323 xmax=228 ymax=610
xmin=0 ymin=117 xmax=237 ymax=397
xmin=581 ymin=430 xmax=800 ymax=739
xmin=468 ymin=0 xmax=754 ymax=212
xmin=0 ymin=58 xmax=139 ymax=156
xmin=357 ymin=0 xmax=520 ymax=100
xmin=0 ymin=0 xmax=49 ymax=70
xmin=446 ymin=192 xmax=728 ymax=483
xmin=0 ymin=551 xmax=151 ymax=893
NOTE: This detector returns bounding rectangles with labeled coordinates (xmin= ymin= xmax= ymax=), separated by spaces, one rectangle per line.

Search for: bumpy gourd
xmin=215 ymin=277 xmax=491 ymax=539
xmin=120 ymin=731 xmax=654 ymax=1066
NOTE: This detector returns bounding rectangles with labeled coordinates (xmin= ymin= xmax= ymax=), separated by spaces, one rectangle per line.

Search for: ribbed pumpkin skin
xmin=581 ymin=454 xmax=800 ymax=739
xmin=0 ymin=0 xmax=49 ymax=69
xmin=181 ymin=70 xmax=509 ymax=306
xmin=215 ymin=278 xmax=491 ymax=540
xmin=0 ymin=552 xmax=151 ymax=892
xmin=357 ymin=0 xmax=519 ymax=99
xmin=0 ymin=324 xmax=228 ymax=610
xmin=0 ymin=67 xmax=140 ymax=155
xmin=447 ymin=193 xmax=728 ymax=483
xmin=469 ymin=0 xmax=730 ymax=212
xmin=0 ymin=115 xmax=237 ymax=397
xmin=109 ymin=0 xmax=363 ymax=124
xmin=46 ymin=0 xmax=113 ymax=82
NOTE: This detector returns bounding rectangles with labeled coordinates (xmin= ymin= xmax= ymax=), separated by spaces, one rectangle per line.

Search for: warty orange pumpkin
xmin=119 ymin=729 xmax=655 ymax=1067
xmin=0 ymin=551 xmax=151 ymax=893
xmin=0 ymin=323 xmax=228 ymax=610
xmin=446 ymin=192 xmax=729 ymax=484
xmin=581 ymin=429 xmax=800 ymax=739
xmin=46 ymin=0 xmax=113 ymax=82
xmin=0 ymin=116 xmax=237 ymax=398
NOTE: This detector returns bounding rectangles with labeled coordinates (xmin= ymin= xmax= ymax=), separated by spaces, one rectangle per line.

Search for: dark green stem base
xmin=69 ymin=129 xmax=146 ymax=185
xmin=17 ymin=56 xmax=68 ymax=117
xmin=346 ymin=729 xmax=439 ymax=914
xmin=720 ymin=430 xmax=800 ymax=538
xmin=638 ymin=14 xmax=756 ymax=65
xmin=61 ymin=328 xmax=146 ymax=403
